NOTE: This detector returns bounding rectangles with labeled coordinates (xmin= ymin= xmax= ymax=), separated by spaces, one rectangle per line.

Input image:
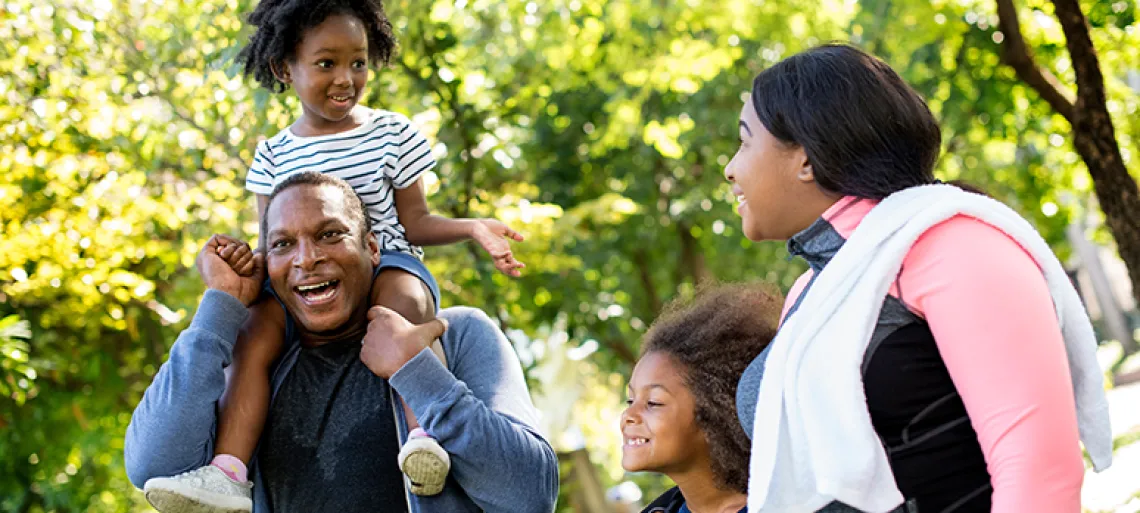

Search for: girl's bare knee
xmin=373 ymin=271 xmax=434 ymax=324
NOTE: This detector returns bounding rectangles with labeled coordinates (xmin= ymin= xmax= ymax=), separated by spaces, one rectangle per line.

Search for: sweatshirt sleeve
xmin=898 ymin=215 xmax=1084 ymax=512
xmin=389 ymin=306 xmax=558 ymax=513
xmin=123 ymin=289 xmax=250 ymax=488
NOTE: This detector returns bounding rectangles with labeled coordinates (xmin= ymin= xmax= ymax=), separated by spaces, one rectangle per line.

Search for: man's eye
xmin=321 ymin=230 xmax=342 ymax=239
xmin=271 ymin=240 xmax=290 ymax=249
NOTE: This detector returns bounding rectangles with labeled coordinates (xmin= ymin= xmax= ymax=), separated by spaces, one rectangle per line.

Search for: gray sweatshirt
xmin=124 ymin=289 xmax=559 ymax=513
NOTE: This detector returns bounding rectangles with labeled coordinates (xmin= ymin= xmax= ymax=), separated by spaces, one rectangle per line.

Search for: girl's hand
xmin=471 ymin=218 xmax=525 ymax=277
xmin=214 ymin=234 xmax=261 ymax=279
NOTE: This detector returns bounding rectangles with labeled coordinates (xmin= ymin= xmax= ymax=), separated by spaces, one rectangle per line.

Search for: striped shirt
xmin=245 ymin=108 xmax=436 ymax=258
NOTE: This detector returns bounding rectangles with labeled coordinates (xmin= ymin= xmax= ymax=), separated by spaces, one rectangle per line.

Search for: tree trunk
xmin=677 ymin=222 xmax=712 ymax=287
xmin=996 ymin=0 xmax=1140 ymax=352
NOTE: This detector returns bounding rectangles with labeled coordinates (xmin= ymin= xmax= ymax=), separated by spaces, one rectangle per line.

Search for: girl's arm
xmin=394 ymin=178 xmax=480 ymax=245
xmin=394 ymin=178 xmax=524 ymax=276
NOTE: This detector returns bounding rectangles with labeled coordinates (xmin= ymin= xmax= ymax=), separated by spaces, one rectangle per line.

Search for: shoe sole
xmin=400 ymin=448 xmax=448 ymax=496
xmin=144 ymin=488 xmax=251 ymax=513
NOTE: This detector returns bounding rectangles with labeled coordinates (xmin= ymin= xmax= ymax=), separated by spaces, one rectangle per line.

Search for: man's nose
xmin=292 ymin=238 xmax=325 ymax=269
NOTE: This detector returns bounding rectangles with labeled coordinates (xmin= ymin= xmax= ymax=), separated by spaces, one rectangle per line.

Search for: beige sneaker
xmin=143 ymin=465 xmax=252 ymax=513
xmin=397 ymin=429 xmax=451 ymax=496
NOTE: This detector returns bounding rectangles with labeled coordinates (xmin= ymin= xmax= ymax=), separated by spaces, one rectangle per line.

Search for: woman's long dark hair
xmin=751 ymin=44 xmax=942 ymax=199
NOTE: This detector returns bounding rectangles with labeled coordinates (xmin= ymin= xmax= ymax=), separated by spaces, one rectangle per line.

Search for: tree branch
xmin=632 ymin=248 xmax=662 ymax=315
xmin=599 ymin=336 xmax=638 ymax=366
xmin=1050 ymin=0 xmax=1110 ymax=115
xmin=994 ymin=0 xmax=1076 ymax=121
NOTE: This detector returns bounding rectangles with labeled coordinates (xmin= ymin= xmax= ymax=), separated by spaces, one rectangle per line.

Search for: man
xmin=125 ymin=172 xmax=559 ymax=512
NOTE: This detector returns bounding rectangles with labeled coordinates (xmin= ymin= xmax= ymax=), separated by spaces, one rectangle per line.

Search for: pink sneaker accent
xmin=210 ymin=454 xmax=249 ymax=484
xmin=409 ymin=427 xmax=431 ymax=439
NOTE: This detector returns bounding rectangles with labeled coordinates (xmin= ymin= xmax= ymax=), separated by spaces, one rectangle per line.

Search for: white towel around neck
xmin=747 ymin=185 xmax=1113 ymax=513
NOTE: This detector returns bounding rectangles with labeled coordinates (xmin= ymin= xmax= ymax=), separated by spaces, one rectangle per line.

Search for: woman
xmin=726 ymin=44 xmax=1110 ymax=512
xmin=622 ymin=284 xmax=782 ymax=513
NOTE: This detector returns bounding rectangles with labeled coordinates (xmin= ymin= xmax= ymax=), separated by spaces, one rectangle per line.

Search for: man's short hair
xmin=260 ymin=172 xmax=372 ymax=243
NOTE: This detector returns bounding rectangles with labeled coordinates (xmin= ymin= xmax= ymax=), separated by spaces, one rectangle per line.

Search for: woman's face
xmin=620 ymin=352 xmax=709 ymax=475
xmin=724 ymin=96 xmax=819 ymax=241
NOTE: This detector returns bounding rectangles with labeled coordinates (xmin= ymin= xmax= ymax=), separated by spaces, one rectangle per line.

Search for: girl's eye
xmin=624 ymin=398 xmax=634 ymax=406
xmin=353 ymin=60 xmax=366 ymax=69
xmin=317 ymin=60 xmax=333 ymax=68
xmin=647 ymin=401 xmax=663 ymax=408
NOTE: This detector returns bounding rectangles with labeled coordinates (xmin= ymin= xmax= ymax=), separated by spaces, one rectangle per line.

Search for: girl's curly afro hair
xmin=640 ymin=282 xmax=783 ymax=493
xmin=237 ymin=0 xmax=397 ymax=93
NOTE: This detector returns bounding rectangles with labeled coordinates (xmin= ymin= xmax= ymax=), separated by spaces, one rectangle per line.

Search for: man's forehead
xmin=266 ymin=183 xmax=353 ymax=231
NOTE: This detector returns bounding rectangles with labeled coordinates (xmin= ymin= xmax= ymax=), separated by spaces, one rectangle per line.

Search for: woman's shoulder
xmin=897 ymin=213 xmax=1045 ymax=315
xmin=903 ymin=213 xmax=1038 ymax=277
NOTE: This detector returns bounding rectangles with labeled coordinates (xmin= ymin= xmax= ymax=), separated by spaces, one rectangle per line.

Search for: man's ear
xmin=366 ymin=232 xmax=381 ymax=267
xmin=271 ymin=59 xmax=292 ymax=84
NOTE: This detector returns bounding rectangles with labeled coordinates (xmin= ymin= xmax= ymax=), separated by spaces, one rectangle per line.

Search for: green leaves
xmin=2 ymin=0 xmax=1137 ymax=510
xmin=0 ymin=316 xmax=35 ymax=406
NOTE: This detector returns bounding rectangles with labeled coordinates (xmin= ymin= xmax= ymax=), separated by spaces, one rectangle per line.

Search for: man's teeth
xmin=297 ymin=281 xmax=333 ymax=292
xmin=331 ymin=95 xmax=349 ymax=101
xmin=625 ymin=437 xmax=649 ymax=446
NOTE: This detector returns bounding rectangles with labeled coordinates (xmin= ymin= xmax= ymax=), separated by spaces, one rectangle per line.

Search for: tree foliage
xmin=2 ymin=0 xmax=1138 ymax=510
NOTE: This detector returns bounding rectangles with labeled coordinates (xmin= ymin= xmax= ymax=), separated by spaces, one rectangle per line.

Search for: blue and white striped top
xmin=245 ymin=108 xmax=436 ymax=258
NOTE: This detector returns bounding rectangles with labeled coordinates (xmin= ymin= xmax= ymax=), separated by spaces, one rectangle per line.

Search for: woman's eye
xmin=647 ymin=401 xmax=663 ymax=408
xmin=624 ymin=398 xmax=634 ymax=406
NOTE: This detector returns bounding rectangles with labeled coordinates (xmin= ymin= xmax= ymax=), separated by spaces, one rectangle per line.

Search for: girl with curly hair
xmin=622 ymin=284 xmax=782 ymax=513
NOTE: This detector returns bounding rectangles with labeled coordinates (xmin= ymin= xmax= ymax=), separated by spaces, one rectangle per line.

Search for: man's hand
xmin=195 ymin=234 xmax=264 ymax=307
xmin=471 ymin=218 xmax=525 ymax=277
xmin=360 ymin=306 xmax=449 ymax=379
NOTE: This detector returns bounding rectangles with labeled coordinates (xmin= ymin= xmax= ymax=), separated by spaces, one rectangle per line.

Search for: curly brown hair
xmin=237 ymin=0 xmax=397 ymax=93
xmin=640 ymin=283 xmax=783 ymax=493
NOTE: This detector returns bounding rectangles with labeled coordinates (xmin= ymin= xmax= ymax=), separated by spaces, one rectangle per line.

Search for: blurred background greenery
xmin=3 ymin=0 xmax=1140 ymax=511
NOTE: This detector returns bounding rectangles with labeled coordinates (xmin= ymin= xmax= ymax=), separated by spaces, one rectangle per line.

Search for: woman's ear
xmin=794 ymin=151 xmax=815 ymax=184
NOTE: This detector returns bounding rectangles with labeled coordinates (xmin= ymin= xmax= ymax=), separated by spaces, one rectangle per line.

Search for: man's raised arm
xmin=124 ymin=236 xmax=263 ymax=488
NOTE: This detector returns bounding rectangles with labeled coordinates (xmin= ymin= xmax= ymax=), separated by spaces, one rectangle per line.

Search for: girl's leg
xmin=370 ymin=268 xmax=435 ymax=432
xmin=216 ymin=298 xmax=288 ymax=466
xmin=142 ymin=298 xmax=286 ymax=513
xmin=370 ymin=268 xmax=450 ymax=496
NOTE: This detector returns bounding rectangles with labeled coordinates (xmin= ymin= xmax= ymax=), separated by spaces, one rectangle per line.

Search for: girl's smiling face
xmin=620 ymin=352 xmax=709 ymax=475
xmin=278 ymin=13 xmax=370 ymax=135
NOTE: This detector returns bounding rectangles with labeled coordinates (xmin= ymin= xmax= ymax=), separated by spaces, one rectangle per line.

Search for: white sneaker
xmin=397 ymin=429 xmax=450 ymax=496
xmin=143 ymin=465 xmax=253 ymax=513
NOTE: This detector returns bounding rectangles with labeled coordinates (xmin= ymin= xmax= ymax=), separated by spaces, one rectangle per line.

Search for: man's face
xmin=264 ymin=183 xmax=379 ymax=336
